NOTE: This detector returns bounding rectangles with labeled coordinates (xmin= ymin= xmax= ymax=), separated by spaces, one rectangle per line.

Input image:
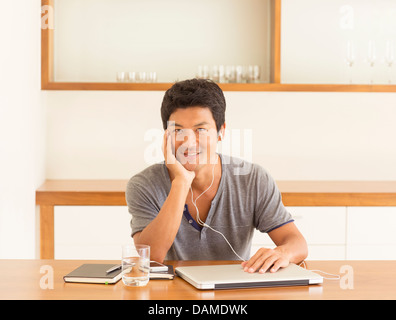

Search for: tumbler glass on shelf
xmin=127 ymin=71 xmax=136 ymax=83
xmin=197 ymin=65 xmax=209 ymax=79
xmin=218 ymin=65 xmax=225 ymax=83
xmin=225 ymin=65 xmax=236 ymax=83
xmin=147 ymin=71 xmax=157 ymax=83
xmin=254 ymin=65 xmax=260 ymax=82
xmin=116 ymin=71 xmax=126 ymax=82
xmin=248 ymin=65 xmax=260 ymax=83
xmin=211 ymin=65 xmax=220 ymax=82
xmin=138 ymin=71 xmax=147 ymax=83
xmin=385 ymin=40 xmax=395 ymax=84
xmin=236 ymin=65 xmax=246 ymax=83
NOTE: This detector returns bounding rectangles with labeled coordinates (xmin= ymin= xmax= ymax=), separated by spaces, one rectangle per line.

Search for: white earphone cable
xmin=298 ymin=261 xmax=340 ymax=280
xmin=189 ymin=158 xmax=246 ymax=261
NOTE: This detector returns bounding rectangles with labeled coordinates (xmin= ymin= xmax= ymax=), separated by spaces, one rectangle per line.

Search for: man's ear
xmin=218 ymin=123 xmax=226 ymax=141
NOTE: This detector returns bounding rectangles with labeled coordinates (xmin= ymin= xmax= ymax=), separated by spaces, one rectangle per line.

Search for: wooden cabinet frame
xmin=41 ymin=0 xmax=396 ymax=92
xmin=36 ymin=180 xmax=396 ymax=259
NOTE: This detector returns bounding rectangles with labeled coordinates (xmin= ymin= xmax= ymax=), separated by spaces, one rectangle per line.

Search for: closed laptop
xmin=175 ymin=263 xmax=323 ymax=290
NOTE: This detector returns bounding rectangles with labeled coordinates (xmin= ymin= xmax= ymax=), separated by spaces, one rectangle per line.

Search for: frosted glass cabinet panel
xmin=53 ymin=0 xmax=272 ymax=83
xmin=346 ymin=207 xmax=396 ymax=260
xmin=54 ymin=206 xmax=132 ymax=260
xmin=281 ymin=0 xmax=396 ymax=85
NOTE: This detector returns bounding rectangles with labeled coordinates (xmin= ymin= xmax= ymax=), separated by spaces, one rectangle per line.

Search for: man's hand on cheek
xmin=163 ymin=130 xmax=195 ymax=185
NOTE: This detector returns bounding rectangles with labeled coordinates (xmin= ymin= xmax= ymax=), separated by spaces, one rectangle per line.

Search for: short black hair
xmin=161 ymin=78 xmax=226 ymax=132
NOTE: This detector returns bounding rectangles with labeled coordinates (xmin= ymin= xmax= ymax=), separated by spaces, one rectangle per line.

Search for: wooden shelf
xmin=41 ymin=0 xmax=396 ymax=92
xmin=42 ymin=82 xmax=396 ymax=92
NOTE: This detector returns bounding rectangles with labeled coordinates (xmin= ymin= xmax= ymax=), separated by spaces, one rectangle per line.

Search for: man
xmin=126 ymin=78 xmax=308 ymax=273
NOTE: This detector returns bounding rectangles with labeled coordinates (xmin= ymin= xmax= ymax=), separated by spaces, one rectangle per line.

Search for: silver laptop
xmin=175 ymin=263 xmax=323 ymax=290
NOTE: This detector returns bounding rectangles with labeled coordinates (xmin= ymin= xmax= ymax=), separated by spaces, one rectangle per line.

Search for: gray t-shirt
xmin=126 ymin=154 xmax=293 ymax=261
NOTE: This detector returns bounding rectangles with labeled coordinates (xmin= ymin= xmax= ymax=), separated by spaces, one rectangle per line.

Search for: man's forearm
xmin=269 ymin=222 xmax=308 ymax=264
xmin=134 ymin=178 xmax=190 ymax=262
xmin=275 ymin=234 xmax=308 ymax=265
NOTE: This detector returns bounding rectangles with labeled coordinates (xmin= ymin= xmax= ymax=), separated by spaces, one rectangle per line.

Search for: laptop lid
xmin=175 ymin=263 xmax=323 ymax=290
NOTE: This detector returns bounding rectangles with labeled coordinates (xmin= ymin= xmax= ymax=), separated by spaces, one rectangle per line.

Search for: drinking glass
xmin=367 ymin=40 xmax=376 ymax=84
xmin=236 ymin=65 xmax=244 ymax=83
xmin=138 ymin=71 xmax=147 ymax=83
xmin=122 ymin=244 xmax=150 ymax=287
xmin=147 ymin=72 xmax=157 ymax=83
xmin=253 ymin=65 xmax=260 ymax=83
xmin=211 ymin=65 xmax=220 ymax=82
xmin=218 ymin=65 xmax=225 ymax=83
xmin=345 ymin=40 xmax=355 ymax=84
xmin=116 ymin=71 xmax=126 ymax=82
xmin=127 ymin=71 xmax=136 ymax=83
xmin=197 ymin=65 xmax=209 ymax=79
xmin=385 ymin=40 xmax=394 ymax=84
xmin=248 ymin=65 xmax=260 ymax=83
xmin=225 ymin=65 xmax=236 ymax=83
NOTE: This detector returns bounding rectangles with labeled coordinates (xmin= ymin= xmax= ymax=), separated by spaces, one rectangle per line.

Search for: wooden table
xmin=36 ymin=180 xmax=396 ymax=259
xmin=1 ymin=260 xmax=395 ymax=300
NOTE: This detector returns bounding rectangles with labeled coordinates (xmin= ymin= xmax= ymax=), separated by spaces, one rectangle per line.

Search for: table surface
xmin=1 ymin=260 xmax=395 ymax=300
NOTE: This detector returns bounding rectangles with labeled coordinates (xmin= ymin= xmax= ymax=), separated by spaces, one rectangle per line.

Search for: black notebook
xmin=63 ymin=264 xmax=123 ymax=284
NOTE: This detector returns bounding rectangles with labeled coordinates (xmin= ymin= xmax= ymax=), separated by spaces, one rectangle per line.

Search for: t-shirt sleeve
xmin=125 ymin=175 xmax=160 ymax=237
xmin=253 ymin=166 xmax=293 ymax=233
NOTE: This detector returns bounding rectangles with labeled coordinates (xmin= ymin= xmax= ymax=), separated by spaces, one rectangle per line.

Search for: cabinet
xmin=42 ymin=0 xmax=278 ymax=91
xmin=281 ymin=0 xmax=396 ymax=86
xmin=54 ymin=206 xmax=132 ymax=259
xmin=252 ymin=206 xmax=396 ymax=260
xmin=54 ymin=205 xmax=396 ymax=260
xmin=346 ymin=207 xmax=396 ymax=260
xmin=251 ymin=207 xmax=347 ymax=260
xmin=41 ymin=0 xmax=396 ymax=92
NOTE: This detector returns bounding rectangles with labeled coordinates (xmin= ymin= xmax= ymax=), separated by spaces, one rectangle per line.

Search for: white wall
xmin=46 ymin=90 xmax=396 ymax=181
xmin=0 ymin=1 xmax=46 ymax=258
xmin=1 ymin=1 xmax=396 ymax=259
xmin=46 ymin=90 xmax=396 ymax=261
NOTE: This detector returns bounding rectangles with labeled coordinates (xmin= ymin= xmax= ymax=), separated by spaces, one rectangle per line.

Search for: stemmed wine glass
xmin=345 ymin=40 xmax=355 ymax=84
xmin=367 ymin=40 xmax=376 ymax=85
xmin=385 ymin=40 xmax=395 ymax=84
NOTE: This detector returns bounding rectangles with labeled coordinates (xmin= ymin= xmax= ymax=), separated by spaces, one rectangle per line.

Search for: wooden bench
xmin=36 ymin=180 xmax=396 ymax=259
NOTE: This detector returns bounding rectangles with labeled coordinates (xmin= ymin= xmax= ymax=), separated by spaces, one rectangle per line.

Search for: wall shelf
xmin=41 ymin=0 xmax=396 ymax=92
xmin=42 ymin=82 xmax=396 ymax=92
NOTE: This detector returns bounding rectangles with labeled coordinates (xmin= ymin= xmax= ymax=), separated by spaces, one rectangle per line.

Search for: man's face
xmin=167 ymin=106 xmax=224 ymax=172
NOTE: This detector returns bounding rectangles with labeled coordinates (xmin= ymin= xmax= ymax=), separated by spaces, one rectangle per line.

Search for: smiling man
xmin=126 ymin=78 xmax=308 ymax=273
